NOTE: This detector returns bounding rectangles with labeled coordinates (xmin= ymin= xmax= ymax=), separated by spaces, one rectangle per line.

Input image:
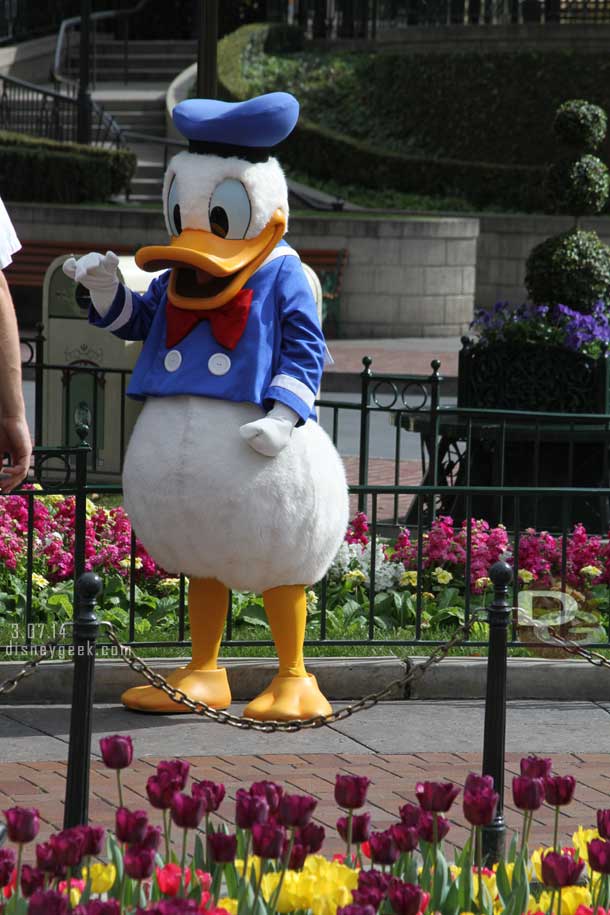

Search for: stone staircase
xmin=64 ymin=38 xmax=197 ymax=85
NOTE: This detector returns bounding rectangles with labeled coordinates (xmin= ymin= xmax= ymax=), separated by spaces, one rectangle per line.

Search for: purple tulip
xmin=82 ymin=825 xmax=105 ymax=856
xmin=512 ymin=776 xmax=545 ymax=811
xmin=278 ymin=793 xmax=317 ymax=828
xmin=520 ymin=755 xmax=552 ymax=778
xmin=598 ymin=809 xmax=610 ymax=839
xmin=464 ymin=773 xmax=495 ymax=793
xmin=28 ymin=889 xmax=69 ymax=914
xmin=191 ymin=780 xmax=225 ymax=813
xmin=335 ymin=775 xmax=371 ymax=810
xmin=35 ymin=842 xmax=59 ymax=874
xmin=207 ymin=832 xmax=237 ymax=863
xmin=147 ymin=773 xmax=180 ymax=811
xmin=541 ymin=851 xmax=585 ymax=887
xmin=235 ymin=789 xmax=269 ymax=829
xmin=140 ymin=824 xmax=162 ymax=851
xmin=124 ymin=844 xmax=156 ymax=880
xmin=251 ymin=822 xmax=285 ymax=859
xmin=298 ymin=822 xmax=325 ymax=853
xmin=352 ymin=869 xmax=390 ymax=909
xmin=337 ymin=813 xmax=371 ymax=845
xmin=390 ymin=823 xmax=419 ymax=853
xmin=463 ymin=786 xmax=499 ymax=827
xmin=75 ymin=902 xmax=121 ymax=915
xmin=170 ymin=793 xmax=204 ymax=830
xmin=417 ymin=812 xmax=450 ymax=844
xmin=157 ymin=759 xmax=190 ymax=790
xmin=250 ymin=781 xmax=283 ymax=815
xmin=544 ymin=775 xmax=576 ymax=807
xmin=337 ymin=907 xmax=377 ymax=915
xmin=369 ymin=829 xmax=400 ymax=866
xmin=144 ymin=903 xmax=200 ymax=915
xmin=115 ymin=807 xmax=148 ymax=845
xmin=3 ymin=806 xmax=40 ymax=844
xmin=415 ymin=781 xmax=460 ymax=813
xmin=398 ymin=803 xmax=420 ymax=828
xmin=387 ymin=878 xmax=424 ymax=915
xmin=288 ymin=842 xmax=308 ymax=870
xmin=20 ymin=864 xmax=45 ymax=897
xmin=99 ymin=735 xmax=133 ymax=770
xmin=0 ymin=848 xmax=15 ymax=887
xmin=588 ymin=839 xmax=610 ymax=874
xmin=50 ymin=826 xmax=87 ymax=867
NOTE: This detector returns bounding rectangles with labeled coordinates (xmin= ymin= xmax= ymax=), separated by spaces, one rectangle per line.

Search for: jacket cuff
xmin=265 ymin=373 xmax=316 ymax=424
xmin=88 ymin=285 xmax=131 ymax=330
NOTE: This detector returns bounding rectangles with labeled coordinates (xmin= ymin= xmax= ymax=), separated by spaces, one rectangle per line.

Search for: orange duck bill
xmin=134 ymin=210 xmax=286 ymax=311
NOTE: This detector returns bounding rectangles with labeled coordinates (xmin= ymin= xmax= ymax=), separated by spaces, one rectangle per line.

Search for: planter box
xmin=458 ymin=340 xmax=610 ymax=413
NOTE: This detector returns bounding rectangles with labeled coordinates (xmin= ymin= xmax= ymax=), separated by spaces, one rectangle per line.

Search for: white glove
xmin=63 ymin=250 xmax=120 ymax=317
xmin=240 ymin=402 xmax=299 ymax=457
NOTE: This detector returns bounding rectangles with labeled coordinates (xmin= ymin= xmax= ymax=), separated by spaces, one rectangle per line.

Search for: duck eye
xmin=209 ymin=179 xmax=251 ymax=239
xmin=166 ymin=175 xmax=181 ymax=236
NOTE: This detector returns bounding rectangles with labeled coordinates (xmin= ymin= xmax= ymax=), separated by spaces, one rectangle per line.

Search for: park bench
xmin=6 ymin=239 xmax=348 ymax=336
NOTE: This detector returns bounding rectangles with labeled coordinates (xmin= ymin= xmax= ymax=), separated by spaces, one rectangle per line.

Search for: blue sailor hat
xmin=172 ymin=92 xmax=299 ymax=162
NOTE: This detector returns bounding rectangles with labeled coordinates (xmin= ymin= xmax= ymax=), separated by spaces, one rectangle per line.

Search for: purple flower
xmin=512 ymin=776 xmax=545 ymax=811
xmin=298 ymin=822 xmax=325 ymax=853
xmin=49 ymin=827 xmax=87 ymax=867
xmin=335 ymin=775 xmax=371 ymax=810
xmin=463 ymin=786 xmax=499 ymax=827
xmin=353 ymin=869 xmax=390 ymax=909
xmin=27 ymin=889 xmax=69 ymax=915
xmin=207 ymin=832 xmax=237 ymax=863
xmin=156 ymin=759 xmax=190 ymax=790
xmin=35 ymin=842 xmax=60 ymax=874
xmin=139 ymin=824 xmax=162 ymax=851
xmin=541 ymin=851 xmax=585 ymax=887
xmin=398 ymin=803 xmax=420 ymax=828
xmin=20 ymin=864 xmax=45 ymax=897
xmin=417 ymin=812 xmax=450 ymax=844
xmin=170 ymin=793 xmax=204 ymax=830
xmin=337 ymin=907 xmax=377 ymax=915
xmin=0 ymin=848 xmax=15 ymax=887
xmin=82 ymin=825 xmax=105 ymax=856
xmin=520 ymin=755 xmax=552 ymax=778
xmin=588 ymin=838 xmax=610 ymax=874
xmin=235 ymin=788 xmax=268 ymax=829
xmin=251 ymin=822 xmax=285 ymax=859
xmin=3 ymin=806 xmax=40 ymax=843
xmin=75 ymin=902 xmax=121 ymax=915
xmin=147 ymin=774 xmax=180 ymax=811
xmin=278 ymin=793 xmax=317 ymax=828
xmin=390 ymin=823 xmax=418 ymax=853
xmin=369 ymin=829 xmax=399 ymax=866
xmin=387 ymin=878 xmax=424 ymax=915
xmin=191 ymin=779 xmax=225 ymax=813
xmin=464 ymin=773 xmax=495 ymax=793
xmin=337 ymin=813 xmax=371 ymax=845
xmin=544 ymin=775 xmax=576 ymax=807
xmin=99 ymin=735 xmax=133 ymax=770
xmin=288 ymin=842 xmax=307 ymax=870
xmin=250 ymin=781 xmax=283 ymax=815
xmin=115 ymin=807 xmax=148 ymax=844
xmin=415 ymin=781 xmax=460 ymax=813
xmin=141 ymin=902 xmax=199 ymax=915
xmin=124 ymin=844 xmax=156 ymax=880
xmin=598 ymin=809 xmax=610 ymax=839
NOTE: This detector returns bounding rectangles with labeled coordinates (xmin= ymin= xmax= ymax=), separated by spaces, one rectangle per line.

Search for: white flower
xmin=518 ymin=569 xmax=535 ymax=583
xmin=432 ymin=567 xmax=453 ymax=585
xmin=31 ymin=573 xmax=49 ymax=589
xmin=158 ymin=577 xmax=180 ymax=590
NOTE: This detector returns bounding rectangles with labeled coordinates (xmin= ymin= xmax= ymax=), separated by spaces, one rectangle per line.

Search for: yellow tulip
xmin=538 ymin=885 xmax=592 ymax=915
xmin=217 ymin=899 xmax=238 ymax=915
xmin=82 ymin=863 xmax=117 ymax=894
xmin=573 ymin=826 xmax=599 ymax=862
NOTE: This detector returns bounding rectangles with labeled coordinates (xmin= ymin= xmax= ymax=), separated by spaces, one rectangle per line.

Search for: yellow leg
xmin=243 ymin=585 xmax=332 ymax=722
xmin=121 ymin=577 xmax=232 ymax=713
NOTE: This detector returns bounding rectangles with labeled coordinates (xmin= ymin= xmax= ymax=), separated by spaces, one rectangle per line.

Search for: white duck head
xmin=135 ymin=93 xmax=298 ymax=311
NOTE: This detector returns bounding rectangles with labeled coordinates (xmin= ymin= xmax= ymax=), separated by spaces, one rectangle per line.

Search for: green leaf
xmin=442 ymin=877 xmax=460 ymax=915
xmin=431 ymin=848 xmax=449 ymax=910
xmin=194 ymin=835 xmax=205 ymax=871
xmin=496 ymin=857 xmax=512 ymax=905
xmin=507 ymin=832 xmax=518 ymax=864
xmin=224 ymin=862 xmax=240 ymax=898
xmin=107 ymin=834 xmax=124 ymax=897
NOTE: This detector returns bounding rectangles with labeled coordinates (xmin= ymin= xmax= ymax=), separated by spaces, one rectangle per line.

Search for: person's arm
xmin=0 ymin=270 xmax=31 ymax=492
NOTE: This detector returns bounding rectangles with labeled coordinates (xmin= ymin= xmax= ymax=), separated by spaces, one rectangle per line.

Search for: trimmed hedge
xmin=218 ymin=24 xmax=547 ymax=211
xmin=0 ymin=131 xmax=137 ymax=203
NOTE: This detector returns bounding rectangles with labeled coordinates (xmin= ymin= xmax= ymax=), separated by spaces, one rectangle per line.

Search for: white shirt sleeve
xmin=0 ymin=197 xmax=20 ymax=270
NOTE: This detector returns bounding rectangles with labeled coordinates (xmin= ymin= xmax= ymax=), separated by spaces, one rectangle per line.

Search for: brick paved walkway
xmin=2 ymin=753 xmax=609 ymax=860
xmin=343 ymin=456 xmax=422 ymax=520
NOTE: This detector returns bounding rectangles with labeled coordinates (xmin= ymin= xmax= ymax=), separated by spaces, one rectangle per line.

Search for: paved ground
xmin=324 ymin=337 xmax=460 ymax=380
xmin=2 ymin=700 xmax=610 ymax=855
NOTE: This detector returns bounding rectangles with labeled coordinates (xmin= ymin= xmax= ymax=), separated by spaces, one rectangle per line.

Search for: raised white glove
xmin=240 ymin=402 xmax=299 ymax=457
xmin=62 ymin=250 xmax=120 ymax=317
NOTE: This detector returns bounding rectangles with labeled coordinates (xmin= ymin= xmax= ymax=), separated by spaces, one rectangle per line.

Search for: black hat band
xmin=188 ymin=139 xmax=271 ymax=162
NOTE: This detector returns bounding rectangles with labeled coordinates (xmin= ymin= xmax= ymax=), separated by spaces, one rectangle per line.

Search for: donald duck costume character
xmin=63 ymin=92 xmax=349 ymax=721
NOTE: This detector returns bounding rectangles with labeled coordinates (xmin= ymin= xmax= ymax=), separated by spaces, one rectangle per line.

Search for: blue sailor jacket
xmin=88 ymin=242 xmax=325 ymax=423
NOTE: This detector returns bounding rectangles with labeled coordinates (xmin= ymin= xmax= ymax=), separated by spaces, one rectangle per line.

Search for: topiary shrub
xmin=526 ymin=99 xmax=610 ymax=311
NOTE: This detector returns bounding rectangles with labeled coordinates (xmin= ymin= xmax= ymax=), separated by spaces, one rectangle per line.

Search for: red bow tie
xmin=166 ymin=288 xmax=253 ymax=350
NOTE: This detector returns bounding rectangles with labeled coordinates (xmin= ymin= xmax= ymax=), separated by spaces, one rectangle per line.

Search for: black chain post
xmin=358 ymin=356 xmax=372 ymax=514
xmin=481 ymin=560 xmax=513 ymax=864
xmin=64 ymin=572 xmax=103 ymax=829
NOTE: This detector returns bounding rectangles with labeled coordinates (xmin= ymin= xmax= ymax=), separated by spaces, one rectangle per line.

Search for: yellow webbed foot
xmin=121 ymin=665 xmax=231 ymax=714
xmin=243 ymin=674 xmax=332 ymax=722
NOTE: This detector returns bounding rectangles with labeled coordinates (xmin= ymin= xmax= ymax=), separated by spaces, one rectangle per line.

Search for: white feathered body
xmin=123 ymin=396 xmax=349 ymax=593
